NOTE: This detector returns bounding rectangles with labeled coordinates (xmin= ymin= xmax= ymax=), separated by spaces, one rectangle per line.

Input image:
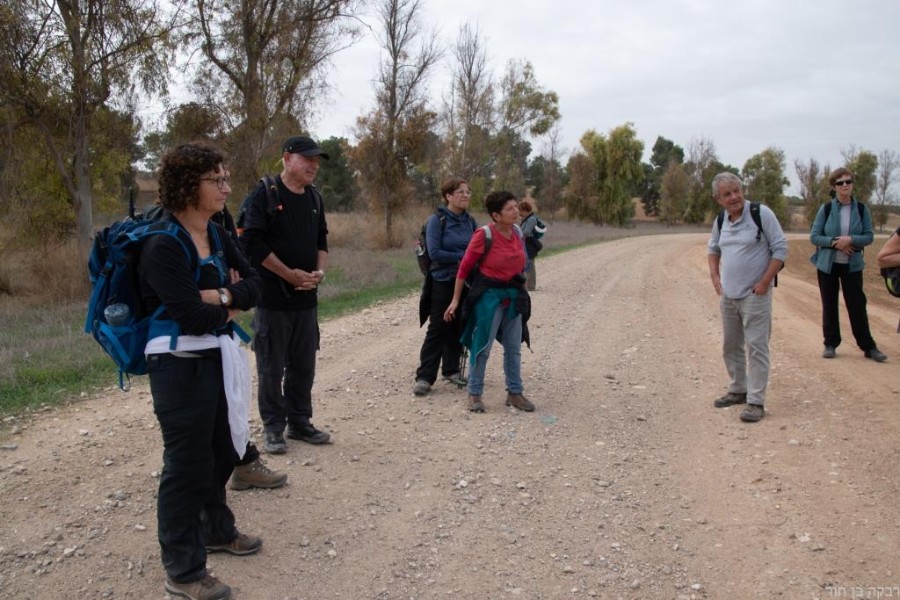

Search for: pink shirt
xmin=457 ymin=224 xmax=526 ymax=282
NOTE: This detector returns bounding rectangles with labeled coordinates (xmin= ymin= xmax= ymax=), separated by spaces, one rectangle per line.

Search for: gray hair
xmin=711 ymin=172 xmax=743 ymax=198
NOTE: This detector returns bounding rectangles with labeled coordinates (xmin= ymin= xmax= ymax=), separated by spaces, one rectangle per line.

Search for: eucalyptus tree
xmin=564 ymin=123 xmax=643 ymax=226
xmin=742 ymin=147 xmax=789 ymax=227
xmin=0 ymin=0 xmax=180 ymax=247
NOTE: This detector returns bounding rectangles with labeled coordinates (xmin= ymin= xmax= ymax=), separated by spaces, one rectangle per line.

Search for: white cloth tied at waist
xmin=145 ymin=333 xmax=251 ymax=458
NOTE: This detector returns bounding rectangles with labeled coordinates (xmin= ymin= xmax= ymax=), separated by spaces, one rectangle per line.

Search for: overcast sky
xmin=308 ymin=0 xmax=900 ymax=195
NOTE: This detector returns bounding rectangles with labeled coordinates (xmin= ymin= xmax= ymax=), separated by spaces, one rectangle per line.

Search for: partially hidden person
xmin=809 ymin=167 xmax=887 ymax=362
xmin=241 ymin=136 xmax=332 ymax=454
xmin=517 ymin=199 xmax=543 ymax=291
xmin=707 ymin=173 xmax=787 ymax=423
xmin=444 ymin=190 xmax=535 ymax=414
xmin=413 ymin=178 xmax=478 ymax=396
xmin=140 ymin=141 xmax=263 ymax=600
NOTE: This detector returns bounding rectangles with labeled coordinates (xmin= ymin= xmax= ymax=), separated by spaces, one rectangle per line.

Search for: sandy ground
xmin=1 ymin=233 xmax=898 ymax=600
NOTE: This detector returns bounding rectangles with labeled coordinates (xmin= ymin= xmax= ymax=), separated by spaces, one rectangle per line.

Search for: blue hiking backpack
xmin=85 ymin=214 xmax=220 ymax=390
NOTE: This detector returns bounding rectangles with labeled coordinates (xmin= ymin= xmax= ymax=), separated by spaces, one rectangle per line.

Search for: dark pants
xmin=253 ymin=307 xmax=319 ymax=432
xmin=235 ymin=443 xmax=260 ymax=467
xmin=817 ymin=264 xmax=876 ymax=351
xmin=416 ymin=278 xmax=464 ymax=384
xmin=148 ymin=352 xmax=238 ymax=584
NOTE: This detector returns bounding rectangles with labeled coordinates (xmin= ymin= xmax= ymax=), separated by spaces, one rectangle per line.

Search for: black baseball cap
xmin=282 ymin=136 xmax=330 ymax=160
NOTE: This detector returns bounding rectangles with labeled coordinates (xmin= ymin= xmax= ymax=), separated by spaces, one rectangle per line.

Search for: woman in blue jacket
xmin=413 ymin=178 xmax=478 ymax=396
xmin=809 ymin=167 xmax=886 ymax=362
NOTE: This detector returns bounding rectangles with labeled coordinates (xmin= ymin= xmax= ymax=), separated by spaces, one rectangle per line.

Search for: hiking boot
xmin=263 ymin=430 xmax=286 ymax=455
xmin=467 ymin=394 xmax=485 ymax=413
xmin=865 ymin=348 xmax=887 ymax=363
xmin=442 ymin=373 xmax=467 ymax=386
xmin=740 ymin=404 xmax=765 ymax=423
xmin=713 ymin=392 xmax=747 ymax=408
xmin=230 ymin=457 xmax=287 ymax=491
xmin=286 ymin=422 xmax=331 ymax=445
xmin=206 ymin=532 xmax=262 ymax=556
xmin=165 ymin=574 xmax=231 ymax=600
xmin=413 ymin=379 xmax=431 ymax=396
xmin=822 ymin=346 xmax=836 ymax=359
xmin=505 ymin=392 xmax=536 ymax=412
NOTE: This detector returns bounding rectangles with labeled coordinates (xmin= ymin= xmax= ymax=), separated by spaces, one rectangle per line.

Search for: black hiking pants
xmin=148 ymin=351 xmax=239 ymax=584
xmin=416 ymin=278 xmax=464 ymax=384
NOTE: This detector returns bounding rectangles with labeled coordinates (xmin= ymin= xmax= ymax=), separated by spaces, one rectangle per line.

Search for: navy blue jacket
xmin=426 ymin=207 xmax=477 ymax=281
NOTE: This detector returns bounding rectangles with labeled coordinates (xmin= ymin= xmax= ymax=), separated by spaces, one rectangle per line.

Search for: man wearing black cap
xmin=241 ymin=135 xmax=332 ymax=453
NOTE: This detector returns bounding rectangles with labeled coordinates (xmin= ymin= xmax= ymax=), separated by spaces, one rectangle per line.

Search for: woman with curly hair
xmin=141 ymin=142 xmax=262 ymax=599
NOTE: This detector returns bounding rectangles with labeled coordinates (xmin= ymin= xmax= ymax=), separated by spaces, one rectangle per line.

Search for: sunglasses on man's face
xmin=834 ymin=179 xmax=853 ymax=186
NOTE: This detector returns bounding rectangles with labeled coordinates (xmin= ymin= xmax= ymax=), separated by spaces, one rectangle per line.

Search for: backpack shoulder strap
xmin=749 ymin=202 xmax=763 ymax=241
xmin=480 ymin=224 xmax=493 ymax=256
xmin=262 ymin=175 xmax=282 ymax=215
xmin=716 ymin=210 xmax=725 ymax=232
xmin=308 ymin=183 xmax=324 ymax=215
xmin=823 ymin=198 xmax=865 ymax=222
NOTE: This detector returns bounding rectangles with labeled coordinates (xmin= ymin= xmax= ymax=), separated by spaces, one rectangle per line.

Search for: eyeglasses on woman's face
xmin=201 ymin=176 xmax=231 ymax=191
xmin=453 ymin=189 xmax=472 ymax=196
xmin=833 ymin=179 xmax=853 ymax=187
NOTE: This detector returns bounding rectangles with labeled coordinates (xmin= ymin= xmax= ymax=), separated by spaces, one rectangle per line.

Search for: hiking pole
xmin=457 ymin=346 xmax=469 ymax=389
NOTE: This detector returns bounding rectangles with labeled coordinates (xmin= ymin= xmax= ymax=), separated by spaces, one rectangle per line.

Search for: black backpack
xmin=716 ymin=202 xmax=785 ymax=285
xmin=236 ymin=175 xmax=324 ymax=238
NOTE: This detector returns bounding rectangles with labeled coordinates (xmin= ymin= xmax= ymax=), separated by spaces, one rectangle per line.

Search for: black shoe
xmin=864 ymin=348 xmax=887 ymax=363
xmin=286 ymin=422 xmax=331 ymax=445
xmin=263 ymin=430 xmax=286 ymax=454
xmin=822 ymin=346 xmax=836 ymax=359
xmin=713 ymin=392 xmax=747 ymax=408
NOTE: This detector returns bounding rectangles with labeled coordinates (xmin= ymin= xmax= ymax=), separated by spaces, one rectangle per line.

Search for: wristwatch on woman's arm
xmin=218 ymin=288 xmax=231 ymax=306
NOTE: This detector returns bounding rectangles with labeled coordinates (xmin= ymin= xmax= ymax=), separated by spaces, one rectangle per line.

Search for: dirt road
xmin=1 ymin=233 xmax=898 ymax=599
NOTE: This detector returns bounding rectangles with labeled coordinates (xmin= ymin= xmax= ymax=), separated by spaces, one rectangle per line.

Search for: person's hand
xmin=444 ymin=299 xmax=459 ymax=322
xmin=751 ymin=279 xmax=771 ymax=296
xmin=833 ymin=236 xmax=854 ymax=252
xmin=200 ymin=289 xmax=221 ymax=305
xmin=291 ymin=269 xmax=319 ymax=290
xmin=229 ymin=268 xmax=242 ymax=284
xmin=710 ymin=272 xmax=722 ymax=296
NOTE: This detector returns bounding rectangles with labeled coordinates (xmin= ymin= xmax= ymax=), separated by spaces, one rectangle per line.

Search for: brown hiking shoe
xmin=230 ymin=457 xmax=287 ymax=491
xmin=713 ymin=391 xmax=747 ymax=408
xmin=165 ymin=574 xmax=231 ymax=600
xmin=467 ymin=394 xmax=485 ymax=413
xmin=205 ymin=532 xmax=262 ymax=556
xmin=505 ymin=392 xmax=535 ymax=412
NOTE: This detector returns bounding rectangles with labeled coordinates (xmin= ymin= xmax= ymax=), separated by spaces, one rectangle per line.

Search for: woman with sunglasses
xmin=140 ymin=142 xmax=263 ymax=599
xmin=809 ymin=167 xmax=887 ymax=362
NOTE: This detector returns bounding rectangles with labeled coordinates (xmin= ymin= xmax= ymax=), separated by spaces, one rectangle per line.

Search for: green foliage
xmin=140 ymin=102 xmax=224 ymax=172
xmin=680 ymin=138 xmax=734 ymax=224
xmin=564 ymin=124 xmax=643 ymax=226
xmin=316 ymin=137 xmax=358 ymax=212
xmin=845 ymin=149 xmax=878 ymax=203
xmin=742 ymin=147 xmax=789 ymax=227
xmin=640 ymin=136 xmax=685 ymax=217
xmin=0 ymin=0 xmax=177 ymax=247
xmin=499 ymin=60 xmax=560 ymax=137
xmin=659 ymin=161 xmax=690 ymax=225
